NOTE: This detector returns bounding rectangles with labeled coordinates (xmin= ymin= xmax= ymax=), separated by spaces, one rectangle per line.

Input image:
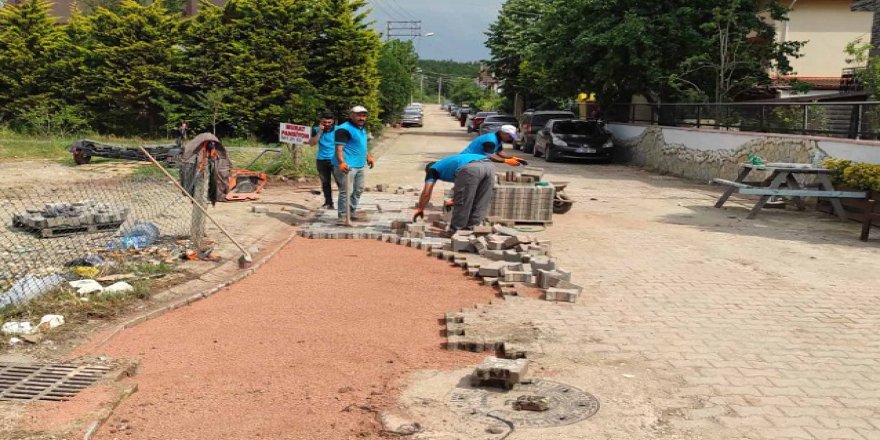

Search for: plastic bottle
xmin=108 ymin=223 xmax=160 ymax=250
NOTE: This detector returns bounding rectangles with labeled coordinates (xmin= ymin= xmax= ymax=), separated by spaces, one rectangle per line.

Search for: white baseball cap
xmin=500 ymin=124 xmax=518 ymax=140
xmin=351 ymin=105 xmax=369 ymax=114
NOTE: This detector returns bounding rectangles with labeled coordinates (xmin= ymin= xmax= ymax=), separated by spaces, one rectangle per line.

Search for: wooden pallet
xmin=14 ymin=221 xmax=123 ymax=238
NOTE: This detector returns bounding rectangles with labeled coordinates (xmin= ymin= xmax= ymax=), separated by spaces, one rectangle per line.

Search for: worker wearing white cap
xmin=332 ymin=105 xmax=375 ymax=220
xmin=460 ymin=124 xmax=528 ymax=167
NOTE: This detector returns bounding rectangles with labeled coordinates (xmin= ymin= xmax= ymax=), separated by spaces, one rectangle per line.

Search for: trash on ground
xmin=69 ymin=279 xmax=104 ymax=296
xmin=64 ymin=255 xmax=106 ymax=267
xmin=2 ymin=321 xmax=35 ymax=335
xmin=71 ymin=266 xmax=100 ymax=278
xmin=8 ymin=337 xmax=22 ymax=346
xmin=103 ymin=281 xmax=134 ymax=295
xmin=96 ymin=273 xmax=135 ymax=283
xmin=108 ymin=223 xmax=160 ymax=250
xmin=0 ymin=274 xmax=66 ymax=308
xmin=37 ymin=314 xmax=65 ymax=331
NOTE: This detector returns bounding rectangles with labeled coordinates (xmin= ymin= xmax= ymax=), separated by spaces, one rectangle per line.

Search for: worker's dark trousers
xmin=451 ymin=161 xmax=495 ymax=232
xmin=315 ymin=159 xmax=334 ymax=206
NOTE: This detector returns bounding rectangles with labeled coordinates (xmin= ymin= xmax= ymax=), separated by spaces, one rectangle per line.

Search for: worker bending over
xmin=413 ymin=154 xmax=496 ymax=233
xmin=461 ymin=124 xmax=528 ymax=167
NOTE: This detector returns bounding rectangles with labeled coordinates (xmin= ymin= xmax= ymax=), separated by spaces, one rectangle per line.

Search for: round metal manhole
xmin=447 ymin=380 xmax=599 ymax=429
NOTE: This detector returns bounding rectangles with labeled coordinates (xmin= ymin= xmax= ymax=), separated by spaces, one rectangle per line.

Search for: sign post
xmin=279 ymin=122 xmax=311 ymax=166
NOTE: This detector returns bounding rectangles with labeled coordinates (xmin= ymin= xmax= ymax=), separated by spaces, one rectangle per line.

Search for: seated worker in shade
xmin=461 ymin=124 xmax=528 ymax=167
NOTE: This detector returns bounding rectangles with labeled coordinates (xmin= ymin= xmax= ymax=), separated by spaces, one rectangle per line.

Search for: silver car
xmin=401 ymin=109 xmax=423 ymax=127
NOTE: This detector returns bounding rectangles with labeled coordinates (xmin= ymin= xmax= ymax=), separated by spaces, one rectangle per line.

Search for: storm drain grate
xmin=0 ymin=362 xmax=112 ymax=401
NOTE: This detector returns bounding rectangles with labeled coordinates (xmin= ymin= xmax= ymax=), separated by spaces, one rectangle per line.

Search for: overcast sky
xmin=364 ymin=0 xmax=505 ymax=62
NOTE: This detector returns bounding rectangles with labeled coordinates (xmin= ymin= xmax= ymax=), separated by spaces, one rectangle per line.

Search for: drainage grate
xmin=0 ymin=362 xmax=112 ymax=401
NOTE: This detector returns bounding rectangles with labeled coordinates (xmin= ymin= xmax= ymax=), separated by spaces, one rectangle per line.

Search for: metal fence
xmin=605 ymin=102 xmax=880 ymax=140
xmin=0 ymin=174 xmax=203 ymax=310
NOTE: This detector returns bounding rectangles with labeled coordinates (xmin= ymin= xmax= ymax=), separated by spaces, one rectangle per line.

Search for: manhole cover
xmin=0 ymin=362 xmax=111 ymax=401
xmin=448 ymin=379 xmax=599 ymax=428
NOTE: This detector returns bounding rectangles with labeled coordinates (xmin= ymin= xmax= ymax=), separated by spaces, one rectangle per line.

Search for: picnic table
xmin=713 ymin=163 xmax=867 ymax=220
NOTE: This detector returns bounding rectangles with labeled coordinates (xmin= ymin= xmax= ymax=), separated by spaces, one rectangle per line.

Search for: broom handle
xmin=137 ymin=146 xmax=251 ymax=257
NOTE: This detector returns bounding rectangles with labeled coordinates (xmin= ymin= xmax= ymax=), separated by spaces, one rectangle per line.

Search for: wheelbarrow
xmin=551 ymin=181 xmax=574 ymax=214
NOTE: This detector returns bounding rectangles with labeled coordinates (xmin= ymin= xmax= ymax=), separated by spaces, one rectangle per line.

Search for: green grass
xmin=0 ymin=127 xmax=319 ymax=177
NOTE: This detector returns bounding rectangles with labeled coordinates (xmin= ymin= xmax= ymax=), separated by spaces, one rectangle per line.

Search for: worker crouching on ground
xmin=461 ymin=124 xmax=528 ymax=167
xmin=333 ymin=106 xmax=375 ymax=220
xmin=413 ymin=153 xmax=497 ymax=233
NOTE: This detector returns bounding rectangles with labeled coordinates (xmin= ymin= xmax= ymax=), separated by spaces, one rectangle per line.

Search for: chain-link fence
xmin=0 ymin=174 xmax=199 ymax=309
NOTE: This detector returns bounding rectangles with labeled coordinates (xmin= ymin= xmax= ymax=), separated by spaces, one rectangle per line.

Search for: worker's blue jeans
xmin=332 ymin=166 xmax=365 ymax=218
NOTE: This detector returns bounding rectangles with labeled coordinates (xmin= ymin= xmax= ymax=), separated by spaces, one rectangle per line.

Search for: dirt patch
xmin=22 ymin=383 xmax=117 ymax=433
xmin=78 ymin=238 xmax=496 ymax=440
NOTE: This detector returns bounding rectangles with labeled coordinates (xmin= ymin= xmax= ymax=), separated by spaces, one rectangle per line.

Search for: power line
xmin=368 ymin=0 xmax=404 ymax=22
xmin=386 ymin=0 xmax=419 ymax=21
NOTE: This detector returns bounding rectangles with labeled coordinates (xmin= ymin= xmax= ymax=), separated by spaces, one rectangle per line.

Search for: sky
xmin=363 ymin=0 xmax=505 ymax=62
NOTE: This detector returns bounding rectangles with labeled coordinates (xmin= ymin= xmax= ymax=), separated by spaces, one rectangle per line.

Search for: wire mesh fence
xmin=0 ymin=174 xmax=200 ymax=309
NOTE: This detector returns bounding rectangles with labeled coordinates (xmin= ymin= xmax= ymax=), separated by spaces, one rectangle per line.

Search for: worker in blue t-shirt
xmin=461 ymin=125 xmax=528 ymax=166
xmin=412 ymin=153 xmax=512 ymax=233
xmin=333 ymin=106 xmax=375 ymax=220
xmin=308 ymin=111 xmax=338 ymax=209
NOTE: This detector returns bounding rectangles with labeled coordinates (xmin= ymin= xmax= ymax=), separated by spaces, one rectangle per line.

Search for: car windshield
xmin=552 ymin=121 xmax=600 ymax=135
xmin=484 ymin=116 xmax=517 ymax=124
xmin=533 ymin=113 xmax=574 ymax=126
xmin=404 ymin=110 xmax=420 ymax=116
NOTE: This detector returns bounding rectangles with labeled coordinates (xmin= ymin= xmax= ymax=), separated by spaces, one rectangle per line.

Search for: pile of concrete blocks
xmin=13 ymin=201 xmax=129 ymax=237
xmin=498 ymin=167 xmax=544 ymax=186
xmin=488 ymin=184 xmax=555 ymax=224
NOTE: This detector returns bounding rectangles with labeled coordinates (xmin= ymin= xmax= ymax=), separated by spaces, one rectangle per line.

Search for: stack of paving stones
xmin=12 ymin=201 xmax=129 ymax=238
xmin=487 ymin=170 xmax=555 ymax=225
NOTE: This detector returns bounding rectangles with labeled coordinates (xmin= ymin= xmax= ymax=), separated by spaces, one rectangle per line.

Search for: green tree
xmin=484 ymin=0 xmax=552 ymax=111
xmin=182 ymin=0 xmax=322 ymax=138
xmin=447 ymin=78 xmax=482 ymax=106
xmin=0 ymin=0 xmax=76 ymax=130
xmin=64 ymin=0 xmax=187 ymax=135
xmin=301 ymin=0 xmax=381 ymax=132
xmin=489 ymin=0 xmax=804 ymax=108
xmin=377 ymin=39 xmax=418 ymax=123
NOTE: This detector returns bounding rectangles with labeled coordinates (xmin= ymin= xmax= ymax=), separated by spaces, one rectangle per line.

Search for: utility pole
xmin=420 ymin=75 xmax=424 ymax=101
xmin=438 ymin=77 xmax=443 ymax=105
xmin=386 ymin=20 xmax=422 ymax=41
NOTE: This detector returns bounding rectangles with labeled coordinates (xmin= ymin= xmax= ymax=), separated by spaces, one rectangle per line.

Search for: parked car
xmin=404 ymin=105 xmax=423 ymax=116
xmin=454 ymin=105 xmax=471 ymax=119
xmin=517 ymin=110 xmax=576 ymax=154
xmin=449 ymin=105 xmax=459 ymax=116
xmin=479 ymin=115 xmax=519 ymax=135
xmin=467 ymin=111 xmax=498 ymax=133
xmin=533 ymin=119 xmax=614 ymax=162
xmin=401 ymin=108 xmax=424 ymax=127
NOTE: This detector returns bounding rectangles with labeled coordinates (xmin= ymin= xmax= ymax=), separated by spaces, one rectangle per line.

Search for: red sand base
xmin=81 ymin=238 xmax=496 ymax=440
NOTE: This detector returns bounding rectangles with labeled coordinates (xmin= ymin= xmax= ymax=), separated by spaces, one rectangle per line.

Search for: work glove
xmin=503 ymin=157 xmax=528 ymax=167
xmin=367 ymin=154 xmax=375 ymax=169
xmin=338 ymin=162 xmax=350 ymax=174
xmin=412 ymin=208 xmax=425 ymax=222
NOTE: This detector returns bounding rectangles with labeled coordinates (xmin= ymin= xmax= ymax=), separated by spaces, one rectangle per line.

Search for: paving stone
xmin=544 ymin=287 xmax=580 ymax=303
xmin=471 ymin=357 xmax=530 ymax=390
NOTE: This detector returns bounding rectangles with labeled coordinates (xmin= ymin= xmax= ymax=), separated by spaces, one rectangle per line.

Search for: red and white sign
xmin=279 ymin=123 xmax=311 ymax=144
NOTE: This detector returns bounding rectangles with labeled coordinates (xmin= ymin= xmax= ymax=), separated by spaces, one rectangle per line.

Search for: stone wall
xmin=609 ymin=124 xmax=880 ymax=183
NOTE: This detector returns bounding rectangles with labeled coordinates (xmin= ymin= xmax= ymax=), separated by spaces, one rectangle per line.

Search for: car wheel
xmin=545 ymin=146 xmax=559 ymax=163
xmin=533 ymin=143 xmax=543 ymax=158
